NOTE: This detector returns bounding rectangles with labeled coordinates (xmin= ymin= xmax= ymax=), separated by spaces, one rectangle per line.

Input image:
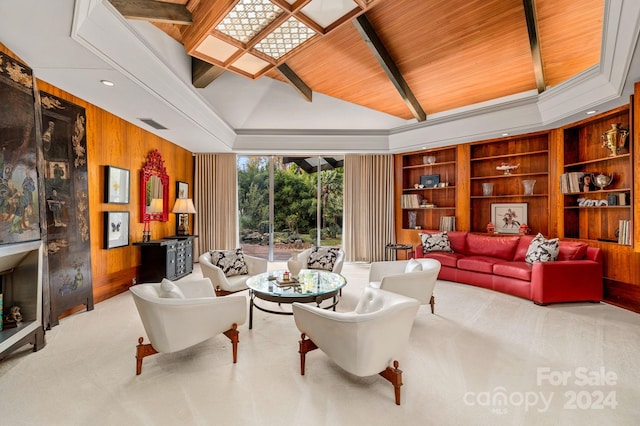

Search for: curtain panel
xmin=343 ymin=154 xmax=395 ymax=262
xmin=193 ymin=154 xmax=238 ymax=258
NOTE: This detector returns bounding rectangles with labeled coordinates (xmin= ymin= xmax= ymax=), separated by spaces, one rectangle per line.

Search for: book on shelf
xmin=401 ymin=193 xmax=423 ymax=208
xmin=617 ymin=220 xmax=631 ymax=245
xmin=439 ymin=216 xmax=456 ymax=232
xmin=560 ymin=172 xmax=585 ymax=194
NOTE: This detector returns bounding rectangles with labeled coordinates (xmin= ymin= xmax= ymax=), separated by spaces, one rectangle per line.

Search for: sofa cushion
xmin=307 ymin=246 xmax=340 ymax=271
xmin=514 ymin=235 xmax=535 ymax=261
xmin=557 ymin=241 xmax=588 ymax=261
xmin=457 ymin=256 xmax=501 ymax=274
xmin=404 ymin=258 xmax=422 ymax=272
xmin=419 ymin=232 xmax=453 ymax=253
xmin=525 ymin=233 xmax=559 ymax=264
xmin=158 ymin=278 xmax=185 ymax=299
xmin=421 ymin=252 xmax=464 ymax=268
xmin=209 ymin=248 xmax=248 ymax=277
xmin=493 ymin=262 xmax=532 ymax=281
xmin=447 ymin=231 xmax=468 ymax=253
xmin=466 ymin=233 xmax=520 ymax=260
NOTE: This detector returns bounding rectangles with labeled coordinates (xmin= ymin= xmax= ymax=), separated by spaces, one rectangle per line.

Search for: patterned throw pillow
xmin=209 ymin=248 xmax=248 ymax=277
xmin=306 ymin=247 xmax=340 ymax=271
xmin=525 ymin=233 xmax=560 ymax=264
xmin=420 ymin=232 xmax=454 ymax=253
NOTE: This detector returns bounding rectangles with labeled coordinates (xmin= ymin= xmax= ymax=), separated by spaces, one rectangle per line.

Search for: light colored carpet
xmin=1 ymin=262 xmax=639 ymax=425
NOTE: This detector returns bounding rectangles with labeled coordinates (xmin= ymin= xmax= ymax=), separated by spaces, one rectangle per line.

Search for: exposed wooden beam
xmin=192 ymin=58 xmax=225 ymax=88
xmin=107 ymin=0 xmax=192 ymax=25
xmin=522 ymin=0 xmax=546 ymax=93
xmin=277 ymin=64 xmax=313 ymax=102
xmin=353 ymin=14 xmax=426 ymax=122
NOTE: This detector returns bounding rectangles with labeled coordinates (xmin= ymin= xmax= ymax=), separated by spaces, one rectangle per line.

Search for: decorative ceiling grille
xmin=215 ymin=0 xmax=283 ymax=44
xmin=254 ymin=17 xmax=317 ymax=59
xmin=188 ymin=0 xmax=367 ymax=79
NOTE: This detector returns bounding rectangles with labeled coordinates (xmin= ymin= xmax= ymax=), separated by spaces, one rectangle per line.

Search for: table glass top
xmin=246 ymin=269 xmax=346 ymax=298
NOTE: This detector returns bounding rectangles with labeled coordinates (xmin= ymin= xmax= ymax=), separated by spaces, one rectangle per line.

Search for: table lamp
xmin=172 ymin=198 xmax=196 ymax=236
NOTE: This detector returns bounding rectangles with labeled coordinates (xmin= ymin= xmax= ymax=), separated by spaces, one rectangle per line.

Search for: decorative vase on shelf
xmin=522 ymin=179 xmax=536 ymax=195
xmin=487 ymin=222 xmax=495 ymax=234
xmin=408 ymin=211 xmax=417 ymax=229
xmin=423 ymin=155 xmax=436 ymax=164
xmin=601 ymin=123 xmax=629 ymax=157
xmin=482 ymin=182 xmax=494 ymax=196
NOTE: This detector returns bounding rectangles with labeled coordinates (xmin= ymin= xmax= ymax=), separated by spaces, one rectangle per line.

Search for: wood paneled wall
xmin=0 ymin=42 xmax=191 ymax=306
xmin=34 ymin=82 xmax=194 ymax=304
xmin=36 ymin=80 xmax=194 ymax=303
xmin=0 ymin=42 xmax=193 ymax=310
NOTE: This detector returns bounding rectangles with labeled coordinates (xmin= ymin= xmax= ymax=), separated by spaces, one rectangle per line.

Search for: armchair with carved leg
xmin=129 ymin=277 xmax=246 ymax=375
xmin=293 ymin=287 xmax=419 ymax=405
xmin=368 ymin=258 xmax=441 ymax=314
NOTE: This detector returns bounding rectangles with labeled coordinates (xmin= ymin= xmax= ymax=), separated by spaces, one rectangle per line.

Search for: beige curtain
xmin=193 ymin=153 xmax=238 ymax=258
xmin=343 ymin=154 xmax=395 ymax=262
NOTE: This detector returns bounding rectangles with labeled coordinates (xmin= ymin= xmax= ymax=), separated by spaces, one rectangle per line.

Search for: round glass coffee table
xmin=246 ymin=269 xmax=347 ymax=329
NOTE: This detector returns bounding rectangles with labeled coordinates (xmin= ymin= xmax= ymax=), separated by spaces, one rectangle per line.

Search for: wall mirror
xmin=140 ymin=149 xmax=169 ymax=223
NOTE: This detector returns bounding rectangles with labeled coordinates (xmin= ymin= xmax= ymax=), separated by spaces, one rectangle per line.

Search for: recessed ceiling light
xmin=501 ymin=133 xmax=510 ymax=137
xmin=100 ymin=80 xmax=115 ymax=87
xmin=422 ymin=147 xmax=426 ymax=150
xmin=586 ymin=110 xmax=597 ymax=115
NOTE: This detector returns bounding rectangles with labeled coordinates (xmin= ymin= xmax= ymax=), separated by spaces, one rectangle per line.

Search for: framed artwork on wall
xmin=177 ymin=181 xmax=188 ymax=199
xmin=104 ymin=166 xmax=130 ymax=204
xmin=104 ymin=211 xmax=129 ymax=249
xmin=491 ymin=203 xmax=528 ymax=234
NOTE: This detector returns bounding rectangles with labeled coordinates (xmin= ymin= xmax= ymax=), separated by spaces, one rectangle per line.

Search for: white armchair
xmin=129 ymin=278 xmax=247 ymax=375
xmin=293 ymin=287 xmax=419 ymax=405
xmin=199 ymin=251 xmax=267 ymax=296
xmin=287 ymin=247 xmax=345 ymax=276
xmin=369 ymin=259 xmax=441 ymax=314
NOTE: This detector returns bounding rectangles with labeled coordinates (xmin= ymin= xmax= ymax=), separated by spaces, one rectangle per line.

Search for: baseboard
xmin=603 ymin=279 xmax=640 ymax=314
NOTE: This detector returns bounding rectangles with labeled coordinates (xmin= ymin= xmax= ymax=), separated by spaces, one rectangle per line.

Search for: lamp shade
xmin=172 ymin=198 xmax=196 ymax=214
xmin=148 ymin=198 xmax=164 ymax=214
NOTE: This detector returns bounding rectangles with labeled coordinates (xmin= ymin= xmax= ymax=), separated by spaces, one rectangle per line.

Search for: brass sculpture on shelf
xmin=601 ymin=123 xmax=629 ymax=156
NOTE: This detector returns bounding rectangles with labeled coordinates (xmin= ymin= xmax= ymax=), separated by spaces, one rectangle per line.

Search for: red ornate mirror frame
xmin=140 ymin=149 xmax=169 ymax=223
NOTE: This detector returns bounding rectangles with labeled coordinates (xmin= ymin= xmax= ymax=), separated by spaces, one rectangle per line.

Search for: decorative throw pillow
xmin=209 ymin=248 xmax=248 ymax=277
xmin=307 ymin=247 xmax=340 ymax=271
xmin=404 ymin=258 xmax=423 ymax=273
xmin=420 ymin=232 xmax=454 ymax=253
xmin=158 ymin=278 xmax=185 ymax=299
xmin=525 ymin=233 xmax=560 ymax=264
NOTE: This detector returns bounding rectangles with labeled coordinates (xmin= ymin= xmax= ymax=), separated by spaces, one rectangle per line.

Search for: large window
xmin=237 ymin=156 xmax=343 ymax=261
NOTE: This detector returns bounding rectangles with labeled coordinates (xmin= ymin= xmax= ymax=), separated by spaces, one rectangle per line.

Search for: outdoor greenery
xmin=238 ymin=157 xmax=343 ymax=245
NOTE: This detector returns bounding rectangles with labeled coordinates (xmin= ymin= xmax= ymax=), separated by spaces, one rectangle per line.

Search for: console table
xmin=134 ymin=236 xmax=196 ymax=283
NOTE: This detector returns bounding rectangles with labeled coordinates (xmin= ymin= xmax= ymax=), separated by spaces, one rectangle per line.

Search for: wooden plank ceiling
xmin=122 ymin=0 xmax=604 ymax=121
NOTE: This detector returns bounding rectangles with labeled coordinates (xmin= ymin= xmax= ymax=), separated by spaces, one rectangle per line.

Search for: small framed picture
xmin=491 ymin=203 xmax=528 ymax=234
xmin=177 ymin=181 xmax=189 ymax=199
xmin=104 ymin=211 xmax=130 ymax=249
xmin=420 ymin=174 xmax=440 ymax=188
xmin=104 ymin=166 xmax=130 ymax=204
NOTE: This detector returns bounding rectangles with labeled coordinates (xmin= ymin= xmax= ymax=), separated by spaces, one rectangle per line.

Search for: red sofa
xmin=414 ymin=232 xmax=603 ymax=305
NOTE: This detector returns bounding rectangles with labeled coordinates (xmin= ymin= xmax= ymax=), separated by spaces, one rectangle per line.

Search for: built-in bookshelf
xmin=398 ymin=147 xmax=457 ymax=231
xmin=561 ymin=105 xmax=633 ymax=245
xmin=469 ymin=132 xmax=550 ymax=234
